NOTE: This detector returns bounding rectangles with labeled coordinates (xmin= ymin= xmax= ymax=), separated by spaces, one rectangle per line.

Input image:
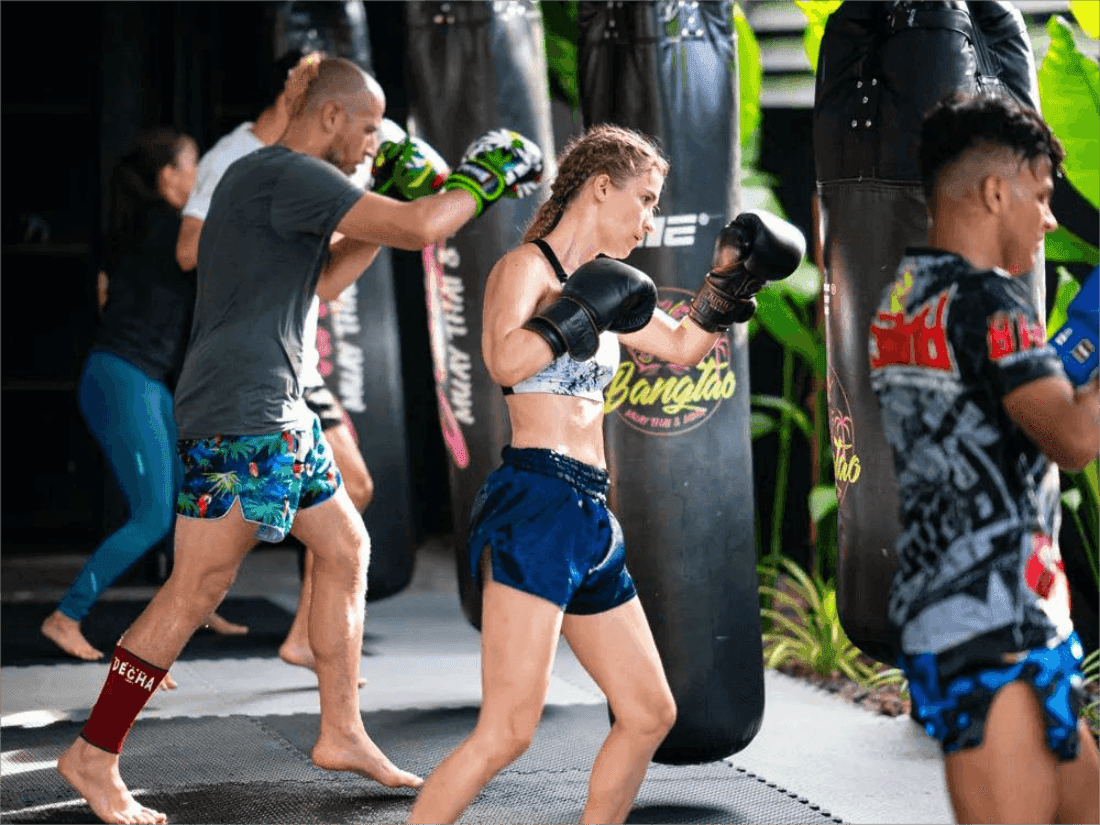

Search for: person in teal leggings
xmin=40 ymin=127 xmax=243 ymax=666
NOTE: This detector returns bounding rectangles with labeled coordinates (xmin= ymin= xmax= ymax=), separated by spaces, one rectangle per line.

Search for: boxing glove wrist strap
xmin=443 ymin=176 xmax=486 ymax=216
xmin=81 ymin=645 xmax=169 ymax=754
xmin=444 ymin=164 xmax=502 ymax=217
xmin=688 ymin=276 xmax=756 ymax=332
xmin=522 ymin=317 xmax=567 ymax=359
xmin=524 ymin=297 xmax=600 ymax=361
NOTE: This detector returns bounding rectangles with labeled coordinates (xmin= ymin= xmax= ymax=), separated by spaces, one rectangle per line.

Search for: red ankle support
xmin=80 ymin=645 xmax=168 ymax=753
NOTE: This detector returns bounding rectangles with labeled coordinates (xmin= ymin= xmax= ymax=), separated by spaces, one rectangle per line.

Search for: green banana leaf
xmin=1045 ymin=226 xmax=1100 ymax=265
xmin=754 ymin=290 xmax=827 ymax=379
xmin=1037 ymin=16 xmax=1099 ymax=209
xmin=794 ymin=0 xmax=843 ymax=72
xmin=734 ymin=3 xmax=762 ymax=165
xmin=750 ymin=394 xmax=814 ymax=442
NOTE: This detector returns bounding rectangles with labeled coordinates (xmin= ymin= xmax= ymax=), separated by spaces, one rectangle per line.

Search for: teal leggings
xmin=60 ymin=351 xmax=180 ymax=621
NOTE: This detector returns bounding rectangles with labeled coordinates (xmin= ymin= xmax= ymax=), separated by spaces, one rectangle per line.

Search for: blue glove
xmin=1050 ymin=266 xmax=1099 ymax=386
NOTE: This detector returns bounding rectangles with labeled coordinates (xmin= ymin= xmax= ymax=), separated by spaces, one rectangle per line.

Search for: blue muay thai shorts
xmin=467 ymin=446 xmax=637 ymax=615
xmin=899 ymin=631 xmax=1087 ymax=761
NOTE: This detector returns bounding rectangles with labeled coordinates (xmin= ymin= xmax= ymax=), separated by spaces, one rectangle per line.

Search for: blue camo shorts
xmin=899 ymin=631 xmax=1087 ymax=761
xmin=468 ymin=446 xmax=637 ymax=615
xmin=176 ymin=416 xmax=342 ymax=543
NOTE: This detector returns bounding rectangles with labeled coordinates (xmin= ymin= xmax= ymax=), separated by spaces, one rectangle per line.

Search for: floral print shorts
xmin=176 ymin=416 xmax=342 ymax=543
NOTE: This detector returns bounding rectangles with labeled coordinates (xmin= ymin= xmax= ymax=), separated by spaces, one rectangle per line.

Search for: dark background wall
xmin=0 ymin=0 xmax=850 ymax=570
xmin=0 ymin=1 xmax=451 ymax=556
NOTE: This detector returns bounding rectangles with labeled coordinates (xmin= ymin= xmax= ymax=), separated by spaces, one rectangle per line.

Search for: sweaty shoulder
xmin=510 ymin=242 xmax=561 ymax=280
xmin=490 ymin=244 xmax=555 ymax=289
xmin=484 ymin=244 xmax=563 ymax=331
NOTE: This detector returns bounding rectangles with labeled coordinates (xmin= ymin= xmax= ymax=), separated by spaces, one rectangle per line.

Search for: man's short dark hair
xmin=919 ymin=92 xmax=1065 ymax=201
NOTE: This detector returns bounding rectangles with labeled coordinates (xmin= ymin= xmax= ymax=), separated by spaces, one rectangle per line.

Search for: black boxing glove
xmin=523 ymin=258 xmax=657 ymax=361
xmin=688 ymin=210 xmax=807 ymax=331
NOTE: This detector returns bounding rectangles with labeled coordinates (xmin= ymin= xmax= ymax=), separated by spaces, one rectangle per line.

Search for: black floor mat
xmin=1 ymin=598 xmax=294 ymax=666
xmin=0 ymin=705 xmax=844 ymax=824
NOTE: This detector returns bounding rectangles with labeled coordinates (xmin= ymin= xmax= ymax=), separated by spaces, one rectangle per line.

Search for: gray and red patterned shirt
xmin=869 ymin=248 xmax=1073 ymax=659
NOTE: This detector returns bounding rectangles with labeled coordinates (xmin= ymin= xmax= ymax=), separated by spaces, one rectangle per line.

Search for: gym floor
xmin=0 ymin=540 xmax=952 ymax=824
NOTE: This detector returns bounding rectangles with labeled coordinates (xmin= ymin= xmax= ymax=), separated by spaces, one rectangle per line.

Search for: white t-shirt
xmin=300 ymin=296 xmax=323 ymax=388
xmin=182 ymin=122 xmax=264 ymax=221
xmin=183 ymin=121 xmax=325 ymax=389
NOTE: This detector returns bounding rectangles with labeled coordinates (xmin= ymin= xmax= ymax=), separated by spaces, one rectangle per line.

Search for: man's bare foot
xmin=312 ymin=730 xmax=423 ymax=789
xmin=202 ymin=611 xmax=249 ymax=635
xmin=57 ymin=738 xmax=167 ymax=824
xmin=41 ymin=611 xmax=104 ymax=661
xmin=278 ymin=641 xmax=367 ymax=687
xmin=156 ymin=671 xmax=178 ymax=692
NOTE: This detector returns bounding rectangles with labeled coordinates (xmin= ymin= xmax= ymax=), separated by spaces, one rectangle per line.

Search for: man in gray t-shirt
xmin=173 ymin=143 xmax=362 ymax=437
xmin=175 ymin=49 xmax=380 ymax=668
xmin=57 ymin=56 xmax=544 ymax=825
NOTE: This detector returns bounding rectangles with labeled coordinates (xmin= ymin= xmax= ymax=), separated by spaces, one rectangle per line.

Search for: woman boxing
xmin=408 ymin=124 xmax=804 ymax=824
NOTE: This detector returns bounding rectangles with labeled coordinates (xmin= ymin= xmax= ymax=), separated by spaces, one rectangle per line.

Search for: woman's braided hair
xmin=522 ymin=124 xmax=669 ymax=243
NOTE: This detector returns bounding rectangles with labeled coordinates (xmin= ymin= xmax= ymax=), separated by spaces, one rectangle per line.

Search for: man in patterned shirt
xmin=869 ymin=92 xmax=1098 ymax=824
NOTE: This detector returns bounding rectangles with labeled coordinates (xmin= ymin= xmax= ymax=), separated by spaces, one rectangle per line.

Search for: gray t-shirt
xmin=174 ymin=145 xmax=363 ymax=438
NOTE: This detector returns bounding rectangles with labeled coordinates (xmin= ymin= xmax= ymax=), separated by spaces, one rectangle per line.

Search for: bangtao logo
xmin=826 ymin=366 xmax=861 ymax=504
xmin=605 ymin=287 xmax=736 ymax=435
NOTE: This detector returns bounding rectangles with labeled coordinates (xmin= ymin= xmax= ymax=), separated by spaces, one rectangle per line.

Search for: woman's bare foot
xmin=202 ymin=611 xmax=249 ymax=635
xmin=57 ymin=738 xmax=167 ymax=824
xmin=156 ymin=671 xmax=178 ymax=692
xmin=312 ymin=730 xmax=423 ymax=789
xmin=278 ymin=640 xmax=367 ymax=687
xmin=41 ymin=611 xmax=104 ymax=661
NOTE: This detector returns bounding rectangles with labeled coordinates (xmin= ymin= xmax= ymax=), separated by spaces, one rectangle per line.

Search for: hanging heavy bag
xmin=577 ymin=0 xmax=765 ymax=765
xmin=403 ymin=1 xmax=554 ymax=628
xmin=276 ymin=0 xmax=416 ymax=601
xmin=814 ymin=0 xmax=1048 ymax=662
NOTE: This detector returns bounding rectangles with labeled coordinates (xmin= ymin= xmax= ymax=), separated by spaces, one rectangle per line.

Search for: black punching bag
xmin=404 ymin=1 xmax=554 ymax=628
xmin=578 ymin=0 xmax=764 ymax=764
xmin=815 ymin=1 xmax=1047 ymax=662
xmin=277 ymin=0 xmax=415 ymax=601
